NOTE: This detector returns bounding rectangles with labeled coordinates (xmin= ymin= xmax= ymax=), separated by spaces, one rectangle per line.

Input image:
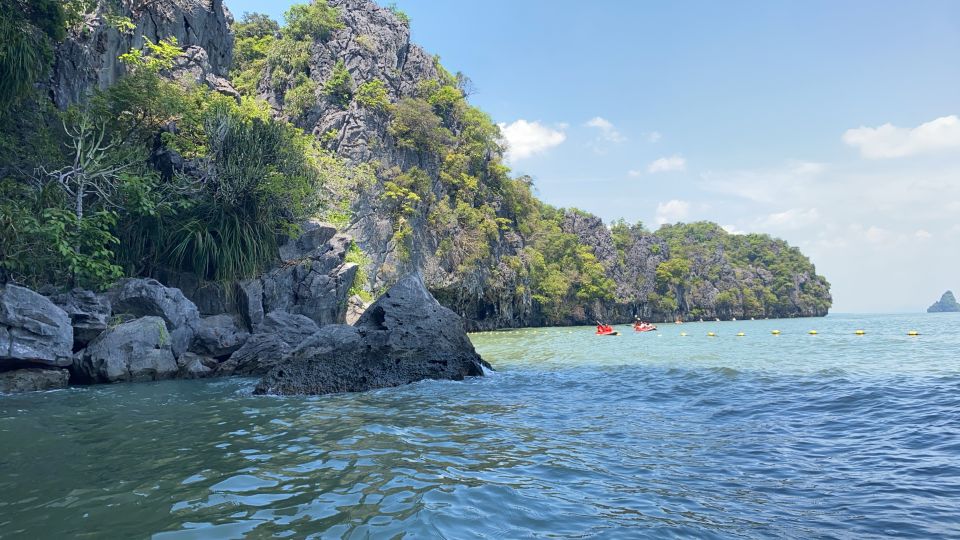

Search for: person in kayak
xmin=596 ymin=321 xmax=614 ymax=333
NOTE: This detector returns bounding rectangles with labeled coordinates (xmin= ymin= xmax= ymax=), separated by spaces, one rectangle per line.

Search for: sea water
xmin=1 ymin=313 xmax=958 ymax=538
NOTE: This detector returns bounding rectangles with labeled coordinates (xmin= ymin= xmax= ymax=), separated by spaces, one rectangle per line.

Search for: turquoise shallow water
xmin=1 ymin=313 xmax=959 ymax=538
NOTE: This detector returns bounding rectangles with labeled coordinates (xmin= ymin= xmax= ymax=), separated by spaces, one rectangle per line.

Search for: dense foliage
xmin=0 ymin=14 xmax=370 ymax=290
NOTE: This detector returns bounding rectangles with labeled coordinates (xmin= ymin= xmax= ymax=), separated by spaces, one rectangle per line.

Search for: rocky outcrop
xmin=0 ymin=369 xmax=70 ymax=394
xmin=160 ymin=221 xmax=357 ymax=328
xmin=928 ymin=291 xmax=960 ymax=313
xmin=72 ymin=316 xmax=178 ymax=383
xmin=216 ymin=311 xmax=320 ymax=376
xmin=254 ymin=273 xmax=489 ymax=396
xmin=0 ymin=285 xmax=73 ymax=369
xmin=176 ymin=352 xmax=217 ymax=379
xmin=52 ymin=0 xmax=235 ymax=108
xmin=109 ymin=278 xmax=200 ymax=358
xmin=190 ymin=315 xmax=249 ymax=359
xmin=49 ymin=288 xmax=112 ymax=349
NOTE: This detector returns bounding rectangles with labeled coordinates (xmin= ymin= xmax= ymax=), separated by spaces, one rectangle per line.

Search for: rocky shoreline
xmin=0 ymin=224 xmax=489 ymax=395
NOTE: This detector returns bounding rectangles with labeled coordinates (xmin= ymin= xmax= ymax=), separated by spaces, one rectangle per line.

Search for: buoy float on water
xmin=854 ymin=330 xmax=866 ymax=335
xmin=908 ymin=330 xmax=920 ymax=336
xmin=680 ymin=332 xmax=688 ymax=337
xmin=707 ymin=332 xmax=717 ymax=337
xmin=771 ymin=330 xmax=781 ymax=335
xmin=737 ymin=332 xmax=745 ymax=337
xmin=808 ymin=330 xmax=818 ymax=335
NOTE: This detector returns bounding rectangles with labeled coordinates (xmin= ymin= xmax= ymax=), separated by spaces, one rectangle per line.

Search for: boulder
xmin=109 ymin=278 xmax=200 ymax=357
xmin=0 ymin=368 xmax=70 ymax=394
xmin=73 ymin=316 xmax=178 ymax=383
xmin=49 ymin=288 xmax=112 ymax=348
xmin=176 ymin=352 xmax=218 ymax=379
xmin=254 ymin=273 xmax=490 ymax=396
xmin=216 ymin=311 xmax=319 ymax=376
xmin=191 ymin=315 xmax=250 ymax=358
xmin=256 ymin=311 xmax=321 ymax=342
xmin=0 ymin=285 xmax=73 ymax=369
xmin=216 ymin=334 xmax=290 ymax=377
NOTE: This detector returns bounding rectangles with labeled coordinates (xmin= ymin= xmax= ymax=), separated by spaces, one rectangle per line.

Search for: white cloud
xmin=585 ymin=116 xmax=626 ymax=143
xmin=627 ymin=169 xmax=643 ymax=177
xmin=915 ymin=229 xmax=933 ymax=240
xmin=646 ymin=131 xmax=662 ymax=143
xmin=648 ymin=154 xmax=686 ymax=174
xmin=721 ymin=224 xmax=747 ymax=235
xmin=655 ymin=199 xmax=691 ymax=225
xmin=497 ymin=120 xmax=566 ymax=161
xmin=842 ymin=114 xmax=960 ymax=159
xmin=759 ymin=208 xmax=821 ymax=230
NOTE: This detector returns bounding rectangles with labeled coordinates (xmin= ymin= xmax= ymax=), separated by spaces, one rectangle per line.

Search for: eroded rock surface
xmin=254 ymin=274 xmax=489 ymax=396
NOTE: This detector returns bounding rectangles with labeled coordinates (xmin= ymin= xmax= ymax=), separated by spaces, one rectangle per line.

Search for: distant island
xmin=927 ymin=291 xmax=960 ymax=313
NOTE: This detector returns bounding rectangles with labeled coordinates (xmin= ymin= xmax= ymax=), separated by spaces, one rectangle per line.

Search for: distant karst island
xmin=927 ymin=291 xmax=960 ymax=313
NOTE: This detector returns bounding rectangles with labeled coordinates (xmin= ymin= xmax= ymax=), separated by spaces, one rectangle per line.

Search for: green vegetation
xmin=231 ymin=3 xmax=344 ymax=119
xmin=323 ymin=60 xmax=354 ymax=108
xmin=0 ymin=22 xmax=370 ymax=290
xmin=648 ymin=222 xmax=831 ymax=319
xmin=356 ymin=79 xmax=391 ymax=112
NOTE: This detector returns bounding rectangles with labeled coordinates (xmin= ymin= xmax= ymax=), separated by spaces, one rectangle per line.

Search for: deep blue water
xmin=0 ymin=313 xmax=958 ymax=538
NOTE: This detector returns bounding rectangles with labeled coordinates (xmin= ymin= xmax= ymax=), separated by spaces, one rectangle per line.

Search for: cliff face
xmin=46 ymin=0 xmax=832 ymax=328
xmin=248 ymin=0 xmax=533 ymax=329
xmin=559 ymin=215 xmax=831 ymax=322
xmin=52 ymin=0 xmax=235 ymax=108
xmin=927 ymin=291 xmax=960 ymax=313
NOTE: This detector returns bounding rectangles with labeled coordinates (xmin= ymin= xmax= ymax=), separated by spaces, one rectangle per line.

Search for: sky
xmin=225 ymin=0 xmax=960 ymax=313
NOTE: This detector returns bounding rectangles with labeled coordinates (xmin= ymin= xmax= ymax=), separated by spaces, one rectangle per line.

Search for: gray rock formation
xmin=254 ymin=273 xmax=490 ymax=396
xmin=73 ymin=316 xmax=178 ymax=383
xmin=52 ymin=0 xmax=235 ymax=108
xmin=345 ymin=295 xmax=368 ymax=325
xmin=190 ymin=315 xmax=249 ymax=359
xmin=0 ymin=285 xmax=73 ymax=369
xmin=176 ymin=352 xmax=218 ymax=379
xmin=216 ymin=311 xmax=320 ymax=376
xmin=0 ymin=369 xmax=70 ymax=394
xmin=108 ymin=278 xmax=200 ymax=358
xmin=927 ymin=290 xmax=960 ymax=313
xmin=49 ymin=288 xmax=112 ymax=348
xmin=262 ymin=226 xmax=358 ymax=326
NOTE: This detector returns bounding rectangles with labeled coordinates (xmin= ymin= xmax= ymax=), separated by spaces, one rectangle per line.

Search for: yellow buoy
xmin=771 ymin=330 xmax=781 ymax=335
xmin=707 ymin=332 xmax=716 ymax=337
xmin=680 ymin=332 xmax=688 ymax=337
xmin=737 ymin=332 xmax=745 ymax=337
xmin=908 ymin=330 xmax=920 ymax=336
xmin=854 ymin=330 xmax=865 ymax=335
xmin=809 ymin=330 xmax=818 ymax=335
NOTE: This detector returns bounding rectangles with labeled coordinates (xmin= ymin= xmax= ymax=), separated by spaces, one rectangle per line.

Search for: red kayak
xmin=596 ymin=325 xmax=619 ymax=336
xmin=633 ymin=324 xmax=657 ymax=332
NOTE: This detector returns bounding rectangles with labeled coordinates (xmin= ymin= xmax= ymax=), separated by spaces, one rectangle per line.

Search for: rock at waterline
xmin=72 ymin=316 xmax=178 ymax=384
xmin=254 ymin=274 xmax=491 ymax=396
xmin=108 ymin=278 xmax=201 ymax=358
xmin=0 ymin=368 xmax=70 ymax=394
xmin=0 ymin=284 xmax=73 ymax=369
xmin=927 ymin=290 xmax=960 ymax=313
